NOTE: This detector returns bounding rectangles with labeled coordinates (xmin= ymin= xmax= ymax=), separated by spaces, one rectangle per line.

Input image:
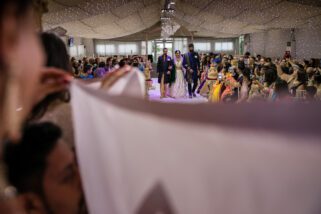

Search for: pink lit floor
xmin=148 ymin=79 xmax=208 ymax=104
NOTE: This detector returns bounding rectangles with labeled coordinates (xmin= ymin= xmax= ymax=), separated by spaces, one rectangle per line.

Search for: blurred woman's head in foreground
xmin=0 ymin=0 xmax=45 ymax=140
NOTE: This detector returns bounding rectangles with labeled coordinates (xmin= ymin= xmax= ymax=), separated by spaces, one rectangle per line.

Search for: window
xmin=215 ymin=42 xmax=234 ymax=51
xmin=96 ymin=44 xmax=106 ymax=56
xmin=118 ymin=43 xmax=138 ymax=55
xmin=105 ymin=44 xmax=115 ymax=55
xmin=141 ymin=41 xmax=154 ymax=55
xmin=77 ymin=45 xmax=85 ymax=57
xmin=69 ymin=45 xmax=85 ymax=57
xmin=69 ymin=46 xmax=78 ymax=57
xmin=194 ymin=42 xmax=211 ymax=52
xmin=147 ymin=41 xmax=153 ymax=55
xmin=174 ymin=38 xmax=188 ymax=53
xmin=141 ymin=41 xmax=147 ymax=55
xmin=96 ymin=43 xmax=139 ymax=55
xmin=96 ymin=44 xmax=116 ymax=56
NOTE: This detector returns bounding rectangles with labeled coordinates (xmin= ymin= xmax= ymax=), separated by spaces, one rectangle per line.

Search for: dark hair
xmin=84 ymin=64 xmax=92 ymax=73
xmin=119 ymin=59 xmax=127 ymax=68
xmin=188 ymin=44 xmax=194 ymax=48
xmin=281 ymin=66 xmax=290 ymax=74
xmin=304 ymin=60 xmax=311 ymax=67
xmin=270 ymin=63 xmax=277 ymax=71
xmin=275 ymin=78 xmax=289 ymax=98
xmin=98 ymin=61 xmax=106 ymax=68
xmin=297 ymin=64 xmax=305 ymax=70
xmin=265 ymin=58 xmax=272 ymax=63
xmin=132 ymin=60 xmax=139 ymax=67
xmin=41 ymin=33 xmax=70 ymax=71
xmin=112 ymin=59 xmax=118 ymax=66
xmin=175 ymin=50 xmax=181 ymax=54
xmin=241 ymin=67 xmax=251 ymax=81
xmin=163 ymin=48 xmax=168 ymax=51
xmin=238 ymin=61 xmax=245 ymax=71
xmin=29 ymin=33 xmax=71 ymax=120
xmin=264 ymin=68 xmax=278 ymax=85
xmin=297 ymin=69 xmax=308 ymax=83
xmin=3 ymin=122 xmax=61 ymax=195
xmin=0 ymin=0 xmax=33 ymax=20
xmin=310 ymin=58 xmax=319 ymax=68
xmin=315 ymin=74 xmax=321 ymax=84
xmin=306 ymin=86 xmax=317 ymax=100
xmin=106 ymin=57 xmax=112 ymax=62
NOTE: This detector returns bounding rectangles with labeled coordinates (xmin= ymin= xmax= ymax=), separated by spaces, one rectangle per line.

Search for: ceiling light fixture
xmin=161 ymin=0 xmax=179 ymax=39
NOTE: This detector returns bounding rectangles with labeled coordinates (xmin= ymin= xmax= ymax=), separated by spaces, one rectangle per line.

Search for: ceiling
xmin=43 ymin=0 xmax=321 ymax=39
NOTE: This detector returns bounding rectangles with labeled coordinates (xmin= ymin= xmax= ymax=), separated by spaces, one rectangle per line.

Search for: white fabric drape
xmin=71 ymin=79 xmax=321 ymax=214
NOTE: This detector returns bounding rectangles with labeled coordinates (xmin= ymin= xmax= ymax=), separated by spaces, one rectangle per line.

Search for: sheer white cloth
xmin=171 ymin=59 xmax=187 ymax=98
xmin=71 ymin=80 xmax=321 ymax=214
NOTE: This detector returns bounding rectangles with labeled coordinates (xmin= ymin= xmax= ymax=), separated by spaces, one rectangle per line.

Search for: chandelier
xmin=161 ymin=0 xmax=180 ymax=39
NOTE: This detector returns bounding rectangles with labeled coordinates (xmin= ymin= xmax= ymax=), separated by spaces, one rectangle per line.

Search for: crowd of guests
xmin=78 ymin=44 xmax=321 ymax=103
xmin=156 ymin=44 xmax=321 ymax=103
xmin=197 ymin=52 xmax=321 ymax=103
xmin=70 ymin=55 xmax=153 ymax=81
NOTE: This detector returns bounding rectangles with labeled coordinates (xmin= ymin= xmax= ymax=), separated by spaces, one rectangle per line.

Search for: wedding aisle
xmin=148 ymin=78 xmax=208 ymax=104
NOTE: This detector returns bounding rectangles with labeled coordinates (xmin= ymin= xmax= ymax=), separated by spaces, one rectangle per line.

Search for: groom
xmin=183 ymin=44 xmax=200 ymax=98
xmin=157 ymin=48 xmax=173 ymax=98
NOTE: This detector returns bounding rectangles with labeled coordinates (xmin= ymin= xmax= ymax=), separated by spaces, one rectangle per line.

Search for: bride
xmin=171 ymin=50 xmax=187 ymax=98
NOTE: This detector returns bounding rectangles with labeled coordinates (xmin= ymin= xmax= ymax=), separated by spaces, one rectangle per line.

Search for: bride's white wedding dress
xmin=171 ymin=60 xmax=187 ymax=98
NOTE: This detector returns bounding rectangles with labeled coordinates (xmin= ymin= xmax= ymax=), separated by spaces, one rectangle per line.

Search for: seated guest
xmin=95 ymin=62 xmax=107 ymax=78
xmin=112 ymin=59 xmax=118 ymax=67
xmin=237 ymin=67 xmax=252 ymax=103
xmin=221 ymin=69 xmax=239 ymax=103
xmin=78 ymin=60 xmax=83 ymax=72
xmin=82 ymin=57 xmax=89 ymax=67
xmin=290 ymin=67 xmax=307 ymax=99
xmin=93 ymin=57 xmax=100 ymax=72
xmin=276 ymin=61 xmax=294 ymax=84
xmin=119 ymin=58 xmax=128 ymax=68
xmin=138 ymin=57 xmax=145 ymax=72
xmin=256 ymin=67 xmax=278 ymax=101
xmin=274 ymin=79 xmax=292 ymax=102
xmin=144 ymin=59 xmax=153 ymax=92
xmin=132 ymin=58 xmax=140 ymax=70
xmin=80 ymin=64 xmax=94 ymax=80
xmin=71 ymin=59 xmax=80 ymax=78
xmin=105 ymin=57 xmax=113 ymax=71
xmin=198 ymin=62 xmax=218 ymax=97
xmin=248 ymin=78 xmax=264 ymax=102
xmin=88 ymin=58 xmax=95 ymax=67
xmin=3 ymin=122 xmax=88 ymax=214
